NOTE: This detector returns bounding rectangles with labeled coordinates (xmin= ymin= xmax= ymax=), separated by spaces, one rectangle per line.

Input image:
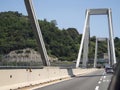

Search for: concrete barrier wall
xmin=0 ymin=67 xmax=97 ymax=90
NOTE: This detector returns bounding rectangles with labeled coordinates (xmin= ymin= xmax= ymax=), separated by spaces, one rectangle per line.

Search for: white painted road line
xmin=95 ymin=86 xmax=99 ymax=90
xmin=103 ymin=80 xmax=106 ymax=82
xmin=107 ymin=80 xmax=111 ymax=82
xmin=102 ymin=71 xmax=105 ymax=75
xmin=98 ymin=81 xmax=101 ymax=84
xmin=100 ymin=76 xmax=103 ymax=81
xmin=103 ymin=76 xmax=106 ymax=79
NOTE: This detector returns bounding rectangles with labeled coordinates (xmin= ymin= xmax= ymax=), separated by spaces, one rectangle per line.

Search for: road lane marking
xmin=95 ymin=86 xmax=99 ymax=90
xmin=102 ymin=79 xmax=111 ymax=82
xmin=98 ymin=81 xmax=101 ymax=84
xmin=107 ymin=80 xmax=110 ymax=82
xmin=107 ymin=80 xmax=111 ymax=82
xmin=100 ymin=78 xmax=102 ymax=80
xmin=102 ymin=71 xmax=105 ymax=75
xmin=96 ymin=71 xmax=112 ymax=90
xmin=103 ymin=76 xmax=106 ymax=79
xmin=103 ymin=80 xmax=106 ymax=82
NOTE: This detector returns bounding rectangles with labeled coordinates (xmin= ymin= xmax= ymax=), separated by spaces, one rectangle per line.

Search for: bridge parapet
xmin=0 ymin=68 xmax=97 ymax=90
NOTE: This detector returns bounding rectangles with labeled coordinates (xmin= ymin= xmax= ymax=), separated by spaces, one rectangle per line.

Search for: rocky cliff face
xmin=2 ymin=48 xmax=58 ymax=63
xmin=3 ymin=48 xmax=42 ymax=62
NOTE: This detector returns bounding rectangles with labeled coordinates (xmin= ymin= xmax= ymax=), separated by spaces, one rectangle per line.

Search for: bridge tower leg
xmin=76 ymin=10 xmax=90 ymax=68
xmin=108 ymin=9 xmax=116 ymax=65
xmin=24 ymin=0 xmax=50 ymax=66
xmin=94 ymin=38 xmax=111 ymax=68
xmin=94 ymin=38 xmax=98 ymax=68
xmin=82 ymin=26 xmax=90 ymax=68
xmin=107 ymin=39 xmax=111 ymax=65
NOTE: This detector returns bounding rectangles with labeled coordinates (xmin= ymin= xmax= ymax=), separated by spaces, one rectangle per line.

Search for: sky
xmin=0 ymin=0 xmax=120 ymax=38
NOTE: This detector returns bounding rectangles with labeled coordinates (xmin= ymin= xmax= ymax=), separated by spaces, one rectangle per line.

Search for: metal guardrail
xmin=0 ymin=66 xmax=43 ymax=69
xmin=0 ymin=61 xmax=77 ymax=69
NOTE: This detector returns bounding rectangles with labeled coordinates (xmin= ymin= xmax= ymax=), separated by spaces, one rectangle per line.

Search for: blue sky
xmin=0 ymin=0 xmax=120 ymax=37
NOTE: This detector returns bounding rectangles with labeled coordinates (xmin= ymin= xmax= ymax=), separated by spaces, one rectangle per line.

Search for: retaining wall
xmin=0 ymin=67 xmax=97 ymax=90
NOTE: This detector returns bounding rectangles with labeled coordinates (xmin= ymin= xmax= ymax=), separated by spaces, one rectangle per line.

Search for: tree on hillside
xmin=0 ymin=11 xmax=120 ymax=61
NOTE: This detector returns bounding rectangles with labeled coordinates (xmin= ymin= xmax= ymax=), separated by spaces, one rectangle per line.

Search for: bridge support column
xmin=24 ymin=0 xmax=50 ymax=66
xmin=76 ymin=10 xmax=90 ymax=68
xmin=76 ymin=8 xmax=116 ymax=68
xmin=94 ymin=38 xmax=98 ymax=68
xmin=108 ymin=9 xmax=116 ymax=65
xmin=82 ymin=26 xmax=90 ymax=68
xmin=107 ymin=39 xmax=111 ymax=65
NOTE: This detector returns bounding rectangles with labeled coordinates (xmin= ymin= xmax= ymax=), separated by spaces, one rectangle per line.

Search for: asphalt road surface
xmin=34 ymin=69 xmax=113 ymax=90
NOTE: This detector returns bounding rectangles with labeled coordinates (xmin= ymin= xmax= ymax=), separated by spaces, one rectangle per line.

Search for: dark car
xmin=105 ymin=67 xmax=114 ymax=74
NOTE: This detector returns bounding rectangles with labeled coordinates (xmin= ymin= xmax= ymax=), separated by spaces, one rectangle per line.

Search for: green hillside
xmin=0 ymin=11 xmax=120 ymax=61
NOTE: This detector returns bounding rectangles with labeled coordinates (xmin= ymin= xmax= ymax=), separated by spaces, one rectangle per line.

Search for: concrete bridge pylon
xmin=76 ymin=8 xmax=116 ymax=68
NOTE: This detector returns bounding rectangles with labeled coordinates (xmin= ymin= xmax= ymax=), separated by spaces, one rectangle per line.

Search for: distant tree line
xmin=0 ymin=11 xmax=120 ymax=61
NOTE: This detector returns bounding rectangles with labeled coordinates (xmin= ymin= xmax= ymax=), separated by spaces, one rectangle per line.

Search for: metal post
xmin=108 ymin=9 xmax=116 ymax=65
xmin=94 ymin=38 xmax=98 ymax=68
xmin=24 ymin=0 xmax=50 ymax=66
xmin=76 ymin=10 xmax=89 ymax=68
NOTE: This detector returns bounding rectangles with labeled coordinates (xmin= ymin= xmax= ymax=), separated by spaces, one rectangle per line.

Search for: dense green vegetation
xmin=0 ymin=11 xmax=120 ymax=61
